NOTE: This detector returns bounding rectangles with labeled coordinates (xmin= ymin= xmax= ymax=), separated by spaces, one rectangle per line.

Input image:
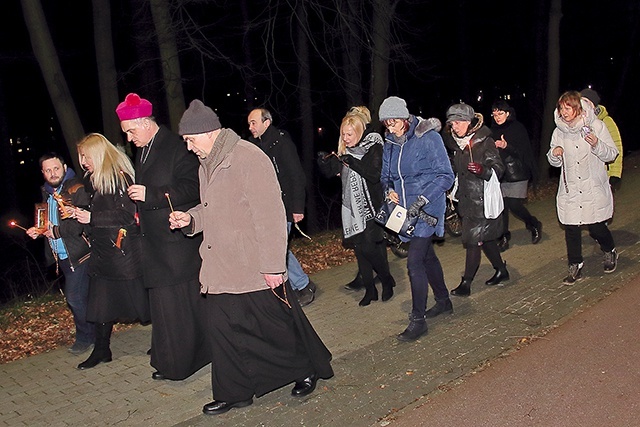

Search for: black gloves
xmin=317 ymin=151 xmax=342 ymax=177
xmin=407 ymin=195 xmax=438 ymax=226
xmin=408 ymin=196 xmax=428 ymax=218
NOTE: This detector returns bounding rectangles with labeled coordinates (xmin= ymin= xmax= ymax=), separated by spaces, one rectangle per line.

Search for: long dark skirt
xmin=148 ymin=280 xmax=210 ymax=380
xmin=86 ymin=275 xmax=150 ymax=324
xmin=202 ymin=281 xmax=333 ymax=403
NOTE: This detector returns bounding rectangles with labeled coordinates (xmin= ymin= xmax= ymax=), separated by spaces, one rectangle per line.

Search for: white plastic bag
xmin=483 ymin=169 xmax=504 ymax=219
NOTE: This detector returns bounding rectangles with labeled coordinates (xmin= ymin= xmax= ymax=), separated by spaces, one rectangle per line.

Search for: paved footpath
xmin=1 ymin=154 xmax=639 ymax=427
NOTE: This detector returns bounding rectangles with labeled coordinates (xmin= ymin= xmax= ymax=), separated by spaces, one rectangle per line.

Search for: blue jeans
xmin=59 ymin=258 xmax=95 ymax=344
xmin=287 ymin=222 xmax=309 ymax=291
xmin=406 ymin=236 xmax=449 ymax=318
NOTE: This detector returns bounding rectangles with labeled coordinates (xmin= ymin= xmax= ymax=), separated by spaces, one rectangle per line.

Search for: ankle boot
xmin=344 ymin=273 xmax=364 ymax=291
xmin=381 ymin=276 xmax=396 ymax=302
xmin=397 ymin=314 xmax=428 ymax=342
xmin=78 ymin=322 xmax=113 ymax=370
xmin=425 ymin=299 xmax=454 ymax=318
xmin=359 ymin=283 xmax=379 ymax=306
xmin=450 ymin=277 xmax=472 ymax=297
xmin=485 ymin=262 xmax=510 ymax=286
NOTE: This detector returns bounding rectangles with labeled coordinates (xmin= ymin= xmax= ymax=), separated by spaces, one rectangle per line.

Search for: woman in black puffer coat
xmin=444 ymin=104 xmax=509 ymax=296
xmin=490 ymin=99 xmax=542 ymax=251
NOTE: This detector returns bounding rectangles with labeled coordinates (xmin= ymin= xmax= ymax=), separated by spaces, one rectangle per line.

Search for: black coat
xmin=491 ymin=116 xmax=537 ymax=183
xmin=86 ymin=180 xmax=142 ymax=280
xmin=134 ymin=125 xmax=202 ymax=288
xmin=41 ymin=173 xmax=91 ymax=269
xmin=445 ymin=124 xmax=505 ymax=244
xmin=250 ymin=125 xmax=306 ymax=222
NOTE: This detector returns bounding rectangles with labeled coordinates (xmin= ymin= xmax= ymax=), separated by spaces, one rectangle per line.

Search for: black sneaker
xmin=563 ymin=262 xmax=583 ymax=285
xmin=603 ymin=249 xmax=618 ymax=273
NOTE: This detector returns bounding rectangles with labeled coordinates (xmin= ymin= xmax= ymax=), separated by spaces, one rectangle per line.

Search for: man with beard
xmin=116 ymin=93 xmax=208 ymax=380
xmin=26 ymin=153 xmax=94 ymax=355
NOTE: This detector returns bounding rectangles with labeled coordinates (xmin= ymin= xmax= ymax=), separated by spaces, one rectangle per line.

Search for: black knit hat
xmin=580 ymin=88 xmax=601 ymax=106
xmin=179 ymin=100 xmax=221 ymax=135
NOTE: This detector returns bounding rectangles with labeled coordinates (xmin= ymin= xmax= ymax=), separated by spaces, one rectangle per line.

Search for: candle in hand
xmin=164 ymin=193 xmax=175 ymax=213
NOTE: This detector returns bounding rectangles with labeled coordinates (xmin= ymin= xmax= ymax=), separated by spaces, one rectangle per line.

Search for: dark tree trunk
xmin=92 ymin=0 xmax=122 ymax=146
xmin=20 ymin=0 xmax=84 ymax=172
xmin=295 ymin=2 xmax=318 ymax=233
xmin=538 ymin=0 xmax=562 ymax=179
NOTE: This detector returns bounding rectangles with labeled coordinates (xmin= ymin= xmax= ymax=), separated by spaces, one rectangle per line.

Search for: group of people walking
xmin=318 ymin=89 xmax=620 ymax=342
xmin=24 ymin=86 xmax=621 ymax=416
xmin=26 ymin=94 xmax=332 ymax=416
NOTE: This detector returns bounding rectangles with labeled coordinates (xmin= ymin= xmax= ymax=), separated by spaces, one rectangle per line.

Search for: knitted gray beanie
xmin=179 ymin=100 xmax=221 ymax=135
xmin=378 ymin=96 xmax=410 ymax=121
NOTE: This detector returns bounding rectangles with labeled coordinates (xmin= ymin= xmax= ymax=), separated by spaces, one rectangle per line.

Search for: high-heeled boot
xmin=381 ymin=276 xmax=396 ymax=302
xmin=450 ymin=277 xmax=472 ymax=297
xmin=359 ymin=282 xmax=379 ymax=306
xmin=78 ymin=322 xmax=113 ymax=369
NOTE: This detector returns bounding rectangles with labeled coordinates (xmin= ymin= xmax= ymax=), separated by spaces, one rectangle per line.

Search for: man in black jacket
xmin=248 ymin=108 xmax=316 ymax=306
xmin=26 ymin=153 xmax=94 ymax=355
xmin=117 ymin=93 xmax=208 ymax=381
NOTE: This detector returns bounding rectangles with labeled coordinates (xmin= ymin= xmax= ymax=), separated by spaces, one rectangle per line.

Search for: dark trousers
xmin=59 ymin=258 xmax=95 ymax=345
xmin=564 ymin=221 xmax=615 ymax=264
xmin=406 ymin=236 xmax=448 ymax=318
xmin=463 ymin=240 xmax=504 ymax=281
xmin=503 ymin=197 xmax=538 ymax=236
xmin=353 ymin=239 xmax=393 ymax=288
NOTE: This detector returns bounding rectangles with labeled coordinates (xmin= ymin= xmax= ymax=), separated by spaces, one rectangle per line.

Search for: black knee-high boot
xmin=78 ymin=322 xmax=113 ymax=369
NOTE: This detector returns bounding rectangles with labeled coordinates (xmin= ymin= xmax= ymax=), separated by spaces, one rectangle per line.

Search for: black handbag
xmin=374 ymin=201 xmax=418 ymax=238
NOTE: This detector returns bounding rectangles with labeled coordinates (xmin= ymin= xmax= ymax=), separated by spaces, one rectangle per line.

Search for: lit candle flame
xmin=164 ymin=193 xmax=175 ymax=213
xmin=9 ymin=220 xmax=28 ymax=231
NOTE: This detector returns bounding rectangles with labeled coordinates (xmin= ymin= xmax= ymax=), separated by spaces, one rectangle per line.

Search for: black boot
xmin=450 ymin=277 xmax=472 ymax=297
xmin=485 ymin=262 xmax=510 ymax=286
xmin=425 ymin=299 xmax=454 ymax=318
xmin=78 ymin=322 xmax=113 ymax=370
xmin=344 ymin=273 xmax=364 ymax=291
xmin=529 ymin=219 xmax=542 ymax=244
xmin=359 ymin=283 xmax=379 ymax=306
xmin=397 ymin=314 xmax=428 ymax=342
xmin=381 ymin=276 xmax=396 ymax=302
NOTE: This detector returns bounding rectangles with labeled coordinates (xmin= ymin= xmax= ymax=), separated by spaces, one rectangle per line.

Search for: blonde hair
xmin=347 ymin=106 xmax=372 ymax=124
xmin=77 ymin=133 xmax=135 ymax=195
xmin=338 ymin=111 xmax=367 ymax=155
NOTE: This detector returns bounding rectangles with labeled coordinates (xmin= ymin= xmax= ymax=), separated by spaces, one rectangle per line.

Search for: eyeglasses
xmin=492 ymin=111 xmax=506 ymax=117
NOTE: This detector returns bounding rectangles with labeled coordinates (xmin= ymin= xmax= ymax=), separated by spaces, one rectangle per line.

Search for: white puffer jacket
xmin=547 ymin=100 xmax=618 ymax=225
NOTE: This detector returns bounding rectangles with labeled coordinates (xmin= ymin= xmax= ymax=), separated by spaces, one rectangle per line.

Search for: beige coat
xmin=547 ymin=100 xmax=618 ymax=225
xmin=188 ymin=129 xmax=288 ymax=294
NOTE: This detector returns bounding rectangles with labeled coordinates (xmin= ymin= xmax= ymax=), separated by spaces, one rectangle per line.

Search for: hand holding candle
xmin=9 ymin=220 xmax=28 ymax=232
xmin=165 ymin=193 xmax=175 ymax=213
xmin=119 ymin=170 xmax=134 ymax=187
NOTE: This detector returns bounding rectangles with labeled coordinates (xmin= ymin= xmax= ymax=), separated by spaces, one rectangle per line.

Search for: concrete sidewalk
xmin=1 ymin=154 xmax=639 ymax=427
xmin=388 ymin=273 xmax=640 ymax=427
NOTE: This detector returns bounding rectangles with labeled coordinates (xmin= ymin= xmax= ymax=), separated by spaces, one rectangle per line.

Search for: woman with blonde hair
xmin=73 ymin=133 xmax=150 ymax=369
xmin=318 ymin=107 xmax=395 ymax=306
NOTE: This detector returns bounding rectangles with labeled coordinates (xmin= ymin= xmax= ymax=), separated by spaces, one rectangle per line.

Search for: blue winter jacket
xmin=381 ymin=115 xmax=455 ymax=239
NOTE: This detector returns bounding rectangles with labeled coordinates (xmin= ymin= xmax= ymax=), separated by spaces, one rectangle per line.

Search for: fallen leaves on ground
xmin=0 ymin=230 xmax=353 ymax=364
